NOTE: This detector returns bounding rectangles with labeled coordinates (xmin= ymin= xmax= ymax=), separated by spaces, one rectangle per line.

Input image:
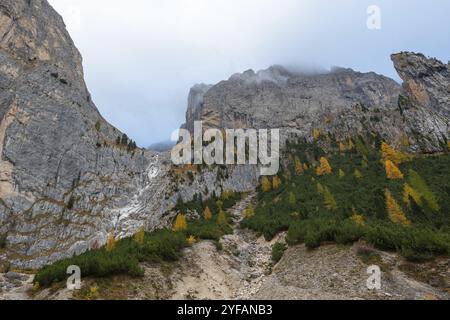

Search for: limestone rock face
xmin=185 ymin=66 xmax=401 ymax=141
xmin=392 ymin=52 xmax=450 ymax=152
xmin=184 ymin=57 xmax=449 ymax=152
xmin=0 ymin=0 xmax=160 ymax=268
xmin=0 ymin=1 xmax=256 ymax=269
xmin=182 ymin=83 xmax=213 ymax=134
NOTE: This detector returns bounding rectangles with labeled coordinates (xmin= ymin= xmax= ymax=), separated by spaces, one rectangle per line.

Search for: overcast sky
xmin=48 ymin=0 xmax=450 ymax=147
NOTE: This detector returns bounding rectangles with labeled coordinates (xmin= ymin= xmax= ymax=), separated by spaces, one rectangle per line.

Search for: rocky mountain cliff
xmin=392 ymin=52 xmax=450 ymax=152
xmin=183 ymin=57 xmax=449 ymax=153
xmin=0 ymin=0 xmax=153 ymax=268
xmin=0 ymin=0 xmax=255 ymax=270
xmin=0 ymin=0 xmax=449 ymax=271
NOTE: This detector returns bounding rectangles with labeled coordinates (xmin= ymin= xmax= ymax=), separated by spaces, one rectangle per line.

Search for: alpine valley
xmin=0 ymin=0 xmax=449 ymax=300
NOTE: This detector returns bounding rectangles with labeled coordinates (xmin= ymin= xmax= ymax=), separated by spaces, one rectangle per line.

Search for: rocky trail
xmin=167 ymin=193 xmax=282 ymax=300
xmin=0 ymin=272 xmax=34 ymax=300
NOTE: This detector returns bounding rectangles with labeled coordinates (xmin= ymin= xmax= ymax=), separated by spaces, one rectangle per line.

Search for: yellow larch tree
xmin=204 ymin=207 xmax=213 ymax=220
xmin=381 ymin=142 xmax=408 ymax=165
xmin=133 ymin=227 xmax=145 ymax=245
xmin=106 ymin=232 xmax=116 ymax=252
xmin=339 ymin=169 xmax=346 ymax=178
xmin=261 ymin=176 xmax=271 ymax=192
xmin=403 ymin=183 xmax=422 ymax=208
xmin=303 ymin=163 xmax=309 ymax=171
xmin=316 ymin=182 xmax=324 ymax=194
xmin=316 ymin=157 xmax=332 ymax=176
xmin=186 ymin=235 xmax=196 ymax=246
xmin=323 ymin=186 xmax=338 ymax=211
xmin=173 ymin=214 xmax=188 ymax=231
xmin=385 ymin=189 xmax=410 ymax=226
xmin=272 ymin=176 xmax=282 ymax=189
xmin=244 ymin=205 xmax=255 ymax=218
xmin=347 ymin=139 xmax=355 ymax=150
xmin=217 ymin=210 xmax=228 ymax=225
xmin=294 ymin=157 xmax=304 ymax=175
xmin=409 ymin=169 xmax=440 ymax=212
xmin=351 ymin=210 xmax=365 ymax=226
xmin=313 ymin=128 xmax=321 ymax=140
xmin=354 ymin=169 xmax=363 ymax=179
xmin=339 ymin=142 xmax=347 ymax=153
xmin=385 ymin=160 xmax=404 ymax=180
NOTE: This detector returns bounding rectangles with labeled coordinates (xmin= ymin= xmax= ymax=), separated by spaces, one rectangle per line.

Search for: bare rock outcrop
xmin=0 ymin=0 xmax=160 ymax=268
xmin=184 ymin=56 xmax=449 ymax=152
xmin=392 ymin=52 xmax=450 ymax=152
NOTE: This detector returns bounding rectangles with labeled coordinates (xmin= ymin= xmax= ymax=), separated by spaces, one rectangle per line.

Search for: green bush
xmin=0 ymin=234 xmax=6 ymax=249
xmin=35 ymin=230 xmax=187 ymax=287
xmin=186 ymin=219 xmax=232 ymax=241
xmin=271 ymin=242 xmax=287 ymax=263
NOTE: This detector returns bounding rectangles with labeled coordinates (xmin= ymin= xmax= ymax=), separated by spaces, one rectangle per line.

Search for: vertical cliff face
xmin=392 ymin=52 xmax=450 ymax=152
xmin=0 ymin=0 xmax=158 ymax=268
xmin=183 ymin=65 xmax=407 ymax=146
xmin=0 ymin=0 xmax=257 ymax=269
xmin=181 ymin=84 xmax=213 ymax=133
xmin=183 ymin=55 xmax=449 ymax=153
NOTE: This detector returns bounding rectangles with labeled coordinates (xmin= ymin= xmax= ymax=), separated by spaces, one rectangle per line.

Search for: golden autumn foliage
xmin=244 ymin=205 xmax=255 ymax=218
xmin=447 ymin=140 xmax=450 ymax=151
xmin=408 ymin=169 xmax=440 ymax=212
xmin=186 ymin=235 xmax=196 ymax=246
xmin=261 ymin=177 xmax=271 ymax=192
xmin=221 ymin=190 xmax=234 ymax=200
xmin=385 ymin=189 xmax=410 ymax=226
xmin=339 ymin=169 xmax=346 ymax=178
xmin=403 ymin=183 xmax=422 ymax=208
xmin=351 ymin=214 xmax=365 ymax=226
xmin=339 ymin=142 xmax=346 ymax=153
xmin=133 ymin=227 xmax=145 ymax=245
xmin=86 ymin=285 xmax=99 ymax=300
xmin=381 ymin=142 xmax=408 ymax=165
xmin=294 ymin=157 xmax=304 ymax=175
xmin=354 ymin=169 xmax=363 ymax=179
xmin=272 ymin=176 xmax=282 ymax=189
xmin=204 ymin=207 xmax=213 ymax=220
xmin=217 ymin=210 xmax=228 ymax=225
xmin=323 ymin=187 xmax=338 ymax=210
xmin=106 ymin=233 xmax=116 ymax=252
xmin=385 ymin=160 xmax=404 ymax=180
xmin=173 ymin=214 xmax=188 ymax=231
xmin=317 ymin=182 xmax=337 ymax=210
xmin=316 ymin=157 xmax=332 ymax=176
xmin=316 ymin=182 xmax=324 ymax=194
xmin=347 ymin=139 xmax=355 ymax=150
xmin=313 ymin=128 xmax=321 ymax=140
xmin=303 ymin=163 xmax=309 ymax=171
